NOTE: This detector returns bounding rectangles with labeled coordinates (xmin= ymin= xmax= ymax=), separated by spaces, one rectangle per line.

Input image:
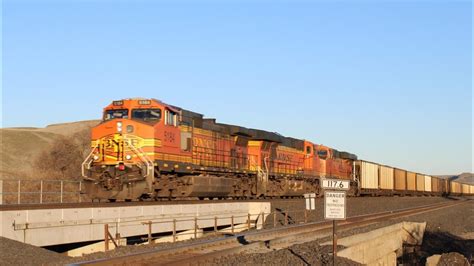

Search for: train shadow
xmin=275 ymin=207 xmax=296 ymax=225
xmin=419 ymin=230 xmax=473 ymax=263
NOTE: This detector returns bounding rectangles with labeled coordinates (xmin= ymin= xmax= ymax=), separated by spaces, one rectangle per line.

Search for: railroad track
xmin=72 ymin=199 xmax=468 ymax=266
xmin=1 ymin=195 xmax=463 ymax=211
xmin=0 ymin=198 xmax=303 ymax=211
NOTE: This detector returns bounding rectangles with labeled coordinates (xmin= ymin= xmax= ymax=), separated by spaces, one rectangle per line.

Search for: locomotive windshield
xmin=104 ymin=109 xmax=129 ymax=120
xmin=132 ymin=108 xmax=162 ymax=121
xmin=317 ymin=150 xmax=328 ymax=159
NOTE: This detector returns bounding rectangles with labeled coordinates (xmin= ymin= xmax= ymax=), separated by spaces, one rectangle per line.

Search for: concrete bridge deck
xmin=0 ymin=201 xmax=271 ymax=247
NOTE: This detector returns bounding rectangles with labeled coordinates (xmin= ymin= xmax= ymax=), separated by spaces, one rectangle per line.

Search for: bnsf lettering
xmin=277 ymin=153 xmax=292 ymax=162
xmin=129 ymin=139 xmax=141 ymax=147
xmin=194 ymin=137 xmax=215 ymax=149
xmin=104 ymin=139 xmax=120 ymax=149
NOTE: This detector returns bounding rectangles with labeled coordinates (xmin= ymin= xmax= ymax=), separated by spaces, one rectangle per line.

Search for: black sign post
xmin=333 ymin=219 xmax=337 ymax=265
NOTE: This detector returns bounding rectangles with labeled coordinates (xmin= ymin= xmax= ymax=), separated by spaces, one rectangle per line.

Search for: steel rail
xmin=71 ymin=199 xmax=467 ymax=266
xmin=0 ymin=198 xmax=303 ymax=211
xmin=1 ymin=195 xmax=462 ymax=211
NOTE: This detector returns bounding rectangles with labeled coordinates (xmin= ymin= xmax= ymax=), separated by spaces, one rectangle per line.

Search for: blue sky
xmin=2 ymin=1 xmax=472 ymax=174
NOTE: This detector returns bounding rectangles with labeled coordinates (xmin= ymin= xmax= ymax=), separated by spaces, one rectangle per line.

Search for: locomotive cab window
xmin=132 ymin=108 xmax=162 ymax=122
xmin=104 ymin=109 xmax=129 ymax=120
xmin=317 ymin=150 xmax=328 ymax=159
xmin=306 ymin=146 xmax=312 ymax=155
xmin=165 ymin=109 xmax=178 ymax=126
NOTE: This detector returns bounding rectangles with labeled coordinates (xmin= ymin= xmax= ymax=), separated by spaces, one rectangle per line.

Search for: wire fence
xmin=9 ymin=205 xmax=315 ymax=250
xmin=0 ymin=179 xmax=87 ymax=204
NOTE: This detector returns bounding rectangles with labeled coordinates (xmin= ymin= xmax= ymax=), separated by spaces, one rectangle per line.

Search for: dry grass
xmin=0 ymin=130 xmax=58 ymax=179
xmin=1 ymin=120 xmax=99 ymax=204
xmin=0 ymin=120 xmax=99 ymax=180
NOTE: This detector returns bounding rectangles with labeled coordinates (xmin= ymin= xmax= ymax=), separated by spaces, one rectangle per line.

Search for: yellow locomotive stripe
xmin=248 ymin=141 xmax=302 ymax=153
xmin=192 ymin=128 xmax=215 ymax=137
xmin=277 ymin=145 xmax=302 ymax=153
xmin=94 ymin=132 xmax=301 ymax=175
xmin=91 ymin=137 xmax=162 ymax=148
xmin=101 ymin=152 xmax=296 ymax=174
xmin=247 ymin=141 xmax=261 ymax=147
xmin=179 ymin=125 xmax=193 ymax=132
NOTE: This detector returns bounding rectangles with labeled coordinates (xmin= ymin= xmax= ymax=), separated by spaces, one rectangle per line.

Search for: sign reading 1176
xmin=321 ymin=179 xmax=350 ymax=190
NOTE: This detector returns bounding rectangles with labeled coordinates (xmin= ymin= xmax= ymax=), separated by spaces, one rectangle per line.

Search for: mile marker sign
xmin=321 ymin=179 xmax=350 ymax=191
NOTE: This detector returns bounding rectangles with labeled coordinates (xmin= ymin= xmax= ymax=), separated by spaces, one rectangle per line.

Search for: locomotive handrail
xmin=81 ymin=143 xmax=101 ymax=178
xmin=123 ymin=139 xmax=154 ymax=180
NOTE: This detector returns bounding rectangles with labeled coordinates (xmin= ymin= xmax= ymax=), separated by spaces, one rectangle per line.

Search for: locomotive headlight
xmin=126 ymin=125 xmax=134 ymax=133
xmin=117 ymin=122 xmax=123 ymax=132
xmin=125 ymin=154 xmax=132 ymax=160
xmin=93 ymin=155 xmax=99 ymax=160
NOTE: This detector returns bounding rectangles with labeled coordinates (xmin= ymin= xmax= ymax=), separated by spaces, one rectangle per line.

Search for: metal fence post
xmin=304 ymin=209 xmax=308 ymax=223
xmin=214 ymin=216 xmax=218 ymax=234
xmin=147 ymin=221 xmax=152 ymax=245
xmin=172 ymin=219 xmax=176 ymax=242
xmin=231 ymin=215 xmax=234 ymax=233
xmin=104 ymin=224 xmax=109 ymax=251
xmin=40 ymin=180 xmax=43 ymax=204
xmin=194 ymin=217 xmax=198 ymax=239
xmin=115 ymin=221 xmax=120 ymax=242
xmin=78 ymin=181 xmax=82 ymax=203
xmin=60 ymin=181 xmax=64 ymax=203
xmin=261 ymin=212 xmax=264 ymax=229
xmin=0 ymin=180 xmax=3 ymax=204
xmin=247 ymin=213 xmax=251 ymax=230
xmin=17 ymin=180 xmax=21 ymax=204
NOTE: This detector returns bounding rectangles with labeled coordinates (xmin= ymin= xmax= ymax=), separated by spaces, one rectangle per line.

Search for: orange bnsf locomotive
xmin=82 ymin=98 xmax=357 ymax=201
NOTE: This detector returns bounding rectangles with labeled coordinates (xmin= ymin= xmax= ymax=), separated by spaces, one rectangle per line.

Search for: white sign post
xmin=323 ymin=180 xmax=348 ymax=264
xmin=304 ymin=193 xmax=316 ymax=211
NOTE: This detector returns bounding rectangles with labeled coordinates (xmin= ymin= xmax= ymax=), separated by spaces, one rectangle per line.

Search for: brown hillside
xmin=0 ymin=120 xmax=99 ymax=180
xmin=453 ymin=173 xmax=474 ymax=185
xmin=436 ymin=173 xmax=474 ymax=185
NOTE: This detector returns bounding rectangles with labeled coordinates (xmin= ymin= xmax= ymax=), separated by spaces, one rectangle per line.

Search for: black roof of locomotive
xmin=172 ymin=104 xmax=356 ymax=158
xmin=174 ymin=106 xmax=304 ymax=150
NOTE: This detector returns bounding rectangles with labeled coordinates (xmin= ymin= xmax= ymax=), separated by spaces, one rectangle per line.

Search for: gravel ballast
xmin=0 ymin=237 xmax=67 ymax=266
xmin=0 ymin=197 xmax=471 ymax=265
xmin=217 ymin=199 xmax=473 ymax=265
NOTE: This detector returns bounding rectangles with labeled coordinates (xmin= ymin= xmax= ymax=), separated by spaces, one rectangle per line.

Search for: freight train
xmin=81 ymin=98 xmax=474 ymax=201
